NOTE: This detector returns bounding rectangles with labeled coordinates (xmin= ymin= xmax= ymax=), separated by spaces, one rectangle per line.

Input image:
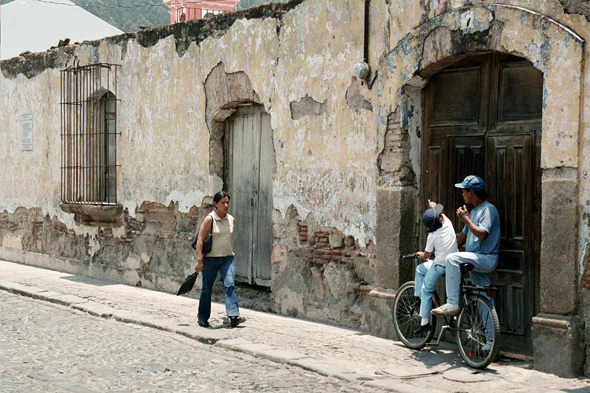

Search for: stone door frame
xmin=375 ymin=5 xmax=584 ymax=376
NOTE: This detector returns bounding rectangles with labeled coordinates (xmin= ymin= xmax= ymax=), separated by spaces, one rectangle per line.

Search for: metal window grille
xmin=60 ymin=62 xmax=120 ymax=205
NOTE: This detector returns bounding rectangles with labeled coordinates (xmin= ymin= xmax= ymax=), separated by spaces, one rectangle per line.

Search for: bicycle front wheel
xmin=456 ymin=295 xmax=500 ymax=369
xmin=392 ymin=281 xmax=437 ymax=350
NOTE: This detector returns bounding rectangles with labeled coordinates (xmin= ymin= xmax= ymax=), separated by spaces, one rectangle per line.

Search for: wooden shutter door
xmin=422 ymin=55 xmax=489 ymax=236
xmin=488 ymin=57 xmax=542 ymax=355
xmin=487 ymin=135 xmax=536 ymax=353
xmin=254 ymin=110 xmax=273 ymax=286
xmin=227 ymin=106 xmax=273 ymax=286
xmin=227 ymin=107 xmax=260 ymax=283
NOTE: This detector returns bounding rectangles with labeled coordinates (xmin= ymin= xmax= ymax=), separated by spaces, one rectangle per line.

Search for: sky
xmin=1 ymin=0 xmax=123 ymax=60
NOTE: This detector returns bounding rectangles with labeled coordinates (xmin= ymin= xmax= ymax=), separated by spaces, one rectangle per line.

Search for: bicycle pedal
xmin=436 ymin=325 xmax=449 ymax=346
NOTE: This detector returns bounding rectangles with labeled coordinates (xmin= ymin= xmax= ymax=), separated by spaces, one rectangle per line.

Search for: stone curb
xmin=0 ymin=279 xmax=440 ymax=393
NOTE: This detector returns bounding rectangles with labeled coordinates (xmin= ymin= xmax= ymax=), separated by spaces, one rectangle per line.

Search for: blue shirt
xmin=462 ymin=201 xmax=500 ymax=255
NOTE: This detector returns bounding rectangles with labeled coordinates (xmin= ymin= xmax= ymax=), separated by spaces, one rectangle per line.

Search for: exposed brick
xmin=313 ymin=258 xmax=330 ymax=265
xmin=313 ymin=249 xmax=324 ymax=256
xmin=321 ymin=254 xmax=331 ymax=260
xmin=316 ymin=242 xmax=329 ymax=248
xmin=331 ymin=255 xmax=343 ymax=261
xmin=300 ymin=248 xmax=313 ymax=257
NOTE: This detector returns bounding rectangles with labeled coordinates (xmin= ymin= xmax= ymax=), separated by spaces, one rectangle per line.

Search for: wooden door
xmin=226 ymin=106 xmax=273 ymax=286
xmin=422 ymin=53 xmax=542 ymax=355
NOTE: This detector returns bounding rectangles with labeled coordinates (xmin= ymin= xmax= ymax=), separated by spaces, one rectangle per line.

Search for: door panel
xmin=430 ymin=67 xmax=481 ymax=126
xmin=498 ymin=64 xmax=543 ymax=122
xmin=422 ymin=136 xmax=450 ymax=246
xmin=227 ymin=106 xmax=273 ymax=286
xmin=255 ymin=111 xmax=273 ymax=285
xmin=228 ymin=110 xmax=260 ymax=282
xmin=447 ymin=136 xmax=485 ymax=230
xmin=422 ymin=53 xmax=541 ymax=355
xmin=487 ymin=135 xmax=536 ymax=353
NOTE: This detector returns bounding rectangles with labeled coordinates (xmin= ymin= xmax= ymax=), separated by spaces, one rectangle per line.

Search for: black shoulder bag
xmin=191 ymin=215 xmax=213 ymax=253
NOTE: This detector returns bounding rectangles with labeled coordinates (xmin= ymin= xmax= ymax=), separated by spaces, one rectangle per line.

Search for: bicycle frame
xmin=431 ymin=268 xmax=497 ymax=345
xmin=396 ymin=253 xmax=501 ymax=368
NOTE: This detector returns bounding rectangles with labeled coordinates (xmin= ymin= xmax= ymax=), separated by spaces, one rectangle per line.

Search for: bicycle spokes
xmin=393 ymin=282 xmax=437 ymax=349
xmin=456 ymin=296 xmax=500 ymax=368
xmin=396 ymin=293 xmax=420 ymax=336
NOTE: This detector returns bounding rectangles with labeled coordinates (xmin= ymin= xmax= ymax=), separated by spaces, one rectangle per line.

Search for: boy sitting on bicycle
xmin=413 ymin=199 xmax=458 ymax=335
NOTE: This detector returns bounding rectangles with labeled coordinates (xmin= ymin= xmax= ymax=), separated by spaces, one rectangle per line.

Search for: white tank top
xmin=205 ymin=210 xmax=235 ymax=257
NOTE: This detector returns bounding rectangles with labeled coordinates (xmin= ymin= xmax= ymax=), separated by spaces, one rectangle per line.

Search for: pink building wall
xmin=164 ymin=0 xmax=239 ymax=24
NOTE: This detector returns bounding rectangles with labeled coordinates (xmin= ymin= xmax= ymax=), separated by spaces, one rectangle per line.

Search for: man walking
xmin=432 ymin=175 xmax=500 ymax=321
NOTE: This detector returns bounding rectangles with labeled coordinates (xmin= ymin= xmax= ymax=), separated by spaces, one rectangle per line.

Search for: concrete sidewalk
xmin=0 ymin=260 xmax=586 ymax=393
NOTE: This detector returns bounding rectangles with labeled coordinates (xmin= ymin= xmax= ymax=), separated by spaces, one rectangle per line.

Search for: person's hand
xmin=194 ymin=259 xmax=203 ymax=272
xmin=457 ymin=205 xmax=469 ymax=222
xmin=416 ymin=251 xmax=425 ymax=259
xmin=427 ymin=199 xmax=437 ymax=209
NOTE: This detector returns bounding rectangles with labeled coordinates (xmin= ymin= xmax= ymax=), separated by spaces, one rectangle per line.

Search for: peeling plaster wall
xmin=0 ymin=0 xmax=386 ymax=332
xmin=0 ymin=1 xmax=377 ymax=242
xmin=2 ymin=0 xmax=590 ymax=364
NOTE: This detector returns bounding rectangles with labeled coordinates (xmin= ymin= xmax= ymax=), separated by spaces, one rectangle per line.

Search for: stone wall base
xmin=532 ymin=313 xmax=584 ymax=377
xmin=0 ymin=247 xmax=183 ymax=294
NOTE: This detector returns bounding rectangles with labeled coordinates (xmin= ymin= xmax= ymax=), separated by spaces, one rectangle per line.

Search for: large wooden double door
xmin=422 ymin=53 xmax=542 ymax=355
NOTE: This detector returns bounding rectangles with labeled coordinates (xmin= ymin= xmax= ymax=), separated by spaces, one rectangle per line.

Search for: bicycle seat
xmin=459 ymin=263 xmax=475 ymax=274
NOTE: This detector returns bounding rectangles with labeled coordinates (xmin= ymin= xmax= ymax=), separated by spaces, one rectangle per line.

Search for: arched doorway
xmin=422 ymin=52 xmax=542 ymax=355
xmin=225 ymin=105 xmax=274 ymax=287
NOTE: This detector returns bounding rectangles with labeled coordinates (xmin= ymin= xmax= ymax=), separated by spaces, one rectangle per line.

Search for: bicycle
xmin=392 ymin=253 xmax=501 ymax=369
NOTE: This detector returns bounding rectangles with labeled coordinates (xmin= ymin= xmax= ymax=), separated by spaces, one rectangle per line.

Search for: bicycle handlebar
xmin=401 ymin=253 xmax=417 ymax=260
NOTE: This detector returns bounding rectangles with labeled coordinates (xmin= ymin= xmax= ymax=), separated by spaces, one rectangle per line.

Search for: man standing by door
xmin=432 ymin=175 xmax=501 ymax=318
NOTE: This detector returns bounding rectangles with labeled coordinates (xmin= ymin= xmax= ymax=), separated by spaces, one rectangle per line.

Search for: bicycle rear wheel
xmin=456 ymin=295 xmax=500 ymax=369
xmin=392 ymin=281 xmax=437 ymax=350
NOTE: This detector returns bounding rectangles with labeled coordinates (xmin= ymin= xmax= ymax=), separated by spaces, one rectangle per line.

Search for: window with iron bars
xmin=60 ymin=63 xmax=120 ymax=205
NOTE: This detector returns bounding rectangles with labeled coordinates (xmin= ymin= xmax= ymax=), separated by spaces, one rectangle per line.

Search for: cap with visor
xmin=455 ymin=175 xmax=485 ymax=191
xmin=422 ymin=204 xmax=444 ymax=233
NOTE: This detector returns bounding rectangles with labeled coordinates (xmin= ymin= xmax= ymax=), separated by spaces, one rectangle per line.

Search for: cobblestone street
xmin=0 ymin=291 xmax=381 ymax=393
xmin=0 ymin=261 xmax=588 ymax=393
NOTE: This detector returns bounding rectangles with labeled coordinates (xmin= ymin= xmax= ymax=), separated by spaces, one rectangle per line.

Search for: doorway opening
xmin=224 ymin=105 xmax=274 ymax=287
xmin=421 ymin=52 xmax=542 ymax=355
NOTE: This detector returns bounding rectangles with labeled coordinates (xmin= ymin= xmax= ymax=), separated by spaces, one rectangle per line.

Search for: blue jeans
xmin=444 ymin=252 xmax=498 ymax=304
xmin=198 ymin=256 xmax=240 ymax=322
xmin=414 ymin=261 xmax=446 ymax=320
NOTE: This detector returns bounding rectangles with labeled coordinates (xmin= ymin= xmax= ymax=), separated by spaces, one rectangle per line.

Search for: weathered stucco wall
xmin=1 ymin=0 xmax=590 ymax=376
xmin=0 ymin=0 xmax=378 ymax=243
xmin=0 ymin=0 xmax=388 ymax=331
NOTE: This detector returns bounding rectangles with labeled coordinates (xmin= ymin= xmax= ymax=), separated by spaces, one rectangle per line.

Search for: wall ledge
xmin=60 ymin=203 xmax=123 ymax=227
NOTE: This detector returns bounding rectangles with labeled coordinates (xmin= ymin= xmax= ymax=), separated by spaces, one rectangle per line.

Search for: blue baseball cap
xmin=422 ymin=204 xmax=444 ymax=232
xmin=455 ymin=175 xmax=486 ymax=191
